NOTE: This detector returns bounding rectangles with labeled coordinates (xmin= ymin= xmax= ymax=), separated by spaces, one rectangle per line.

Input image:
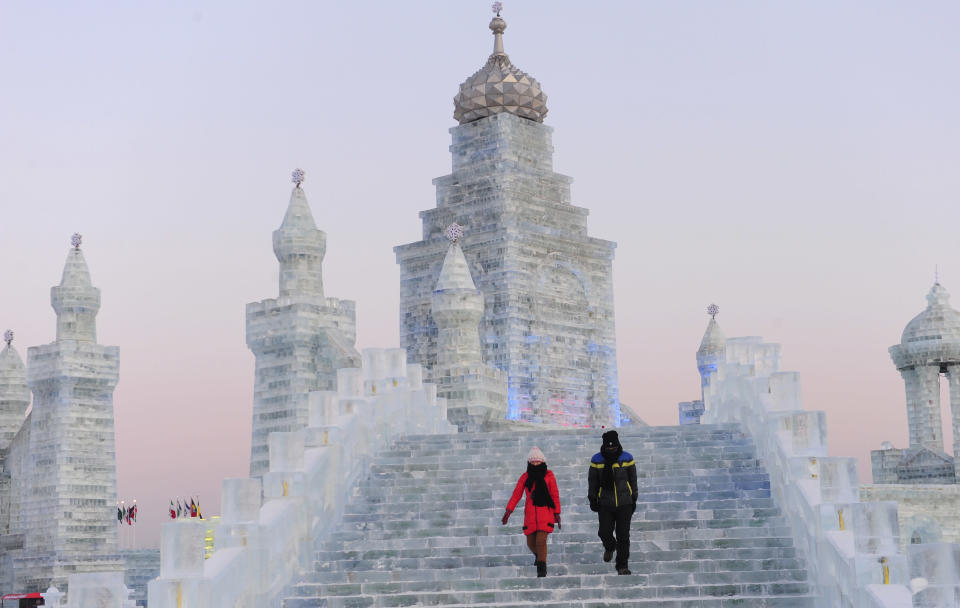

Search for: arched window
xmin=911 ymin=530 xmax=923 ymax=544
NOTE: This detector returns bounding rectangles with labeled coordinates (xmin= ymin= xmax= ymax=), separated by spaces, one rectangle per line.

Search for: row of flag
xmin=169 ymin=497 xmax=203 ymax=519
xmin=116 ymin=500 xmax=138 ymax=526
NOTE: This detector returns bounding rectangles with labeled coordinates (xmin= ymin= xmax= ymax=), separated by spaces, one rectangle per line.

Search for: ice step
xmin=282 ymin=424 xmax=816 ymax=607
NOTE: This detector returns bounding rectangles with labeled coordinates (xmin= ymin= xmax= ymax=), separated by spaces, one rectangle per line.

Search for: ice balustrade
xmin=147 ymin=348 xmax=455 ymax=608
xmin=701 ymin=336 xmax=960 ymax=607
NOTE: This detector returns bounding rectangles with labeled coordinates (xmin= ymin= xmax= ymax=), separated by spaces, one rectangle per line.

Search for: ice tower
xmin=395 ymin=8 xmax=620 ymax=427
xmin=874 ymin=281 xmax=960 ymax=483
xmin=14 ymin=234 xmax=123 ymax=590
xmin=246 ymin=171 xmax=360 ymax=476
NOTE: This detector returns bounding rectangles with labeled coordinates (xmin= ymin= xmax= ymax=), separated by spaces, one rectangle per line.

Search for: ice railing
xmin=700 ymin=336 xmax=959 ymax=607
xmin=147 ymin=348 xmax=456 ymax=608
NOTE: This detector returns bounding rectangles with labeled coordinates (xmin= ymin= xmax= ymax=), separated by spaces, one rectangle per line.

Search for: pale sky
xmin=2 ymin=1 xmax=959 ymax=548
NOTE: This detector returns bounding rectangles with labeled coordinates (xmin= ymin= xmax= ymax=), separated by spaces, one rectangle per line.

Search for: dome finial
xmin=707 ymin=303 xmax=720 ymax=320
xmin=935 ymin=264 xmax=940 ymax=285
xmin=3 ymin=330 xmax=12 ymax=346
xmin=71 ymin=232 xmax=82 ymax=250
xmin=490 ymin=3 xmax=506 ymax=55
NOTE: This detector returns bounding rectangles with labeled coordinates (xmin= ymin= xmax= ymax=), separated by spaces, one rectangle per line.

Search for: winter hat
xmin=602 ymin=430 xmax=621 ymax=449
xmin=527 ymin=446 xmax=545 ymax=464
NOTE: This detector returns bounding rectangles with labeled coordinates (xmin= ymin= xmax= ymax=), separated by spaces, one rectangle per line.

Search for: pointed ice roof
xmin=278 ymin=185 xmax=319 ymax=234
xmin=698 ymin=317 xmax=726 ymax=355
xmin=435 ymin=241 xmax=478 ymax=292
xmin=59 ymin=247 xmax=94 ymax=290
xmin=0 ymin=337 xmax=26 ymax=379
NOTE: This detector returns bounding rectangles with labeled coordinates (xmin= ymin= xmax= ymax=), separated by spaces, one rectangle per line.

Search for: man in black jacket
xmin=587 ymin=430 xmax=637 ymax=575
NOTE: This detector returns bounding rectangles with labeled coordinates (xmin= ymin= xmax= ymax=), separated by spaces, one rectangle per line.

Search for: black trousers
xmin=598 ymin=505 xmax=633 ymax=568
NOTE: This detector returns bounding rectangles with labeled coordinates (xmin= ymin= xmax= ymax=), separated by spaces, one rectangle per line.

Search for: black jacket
xmin=588 ymin=451 xmax=638 ymax=510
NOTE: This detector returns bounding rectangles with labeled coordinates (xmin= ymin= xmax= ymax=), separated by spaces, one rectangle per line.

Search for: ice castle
xmin=4 ymin=6 xmax=960 ymax=608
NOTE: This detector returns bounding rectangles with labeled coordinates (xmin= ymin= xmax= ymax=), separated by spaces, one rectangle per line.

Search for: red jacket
xmin=505 ymin=470 xmax=561 ymax=535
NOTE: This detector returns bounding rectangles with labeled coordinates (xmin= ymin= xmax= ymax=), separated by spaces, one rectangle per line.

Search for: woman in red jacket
xmin=501 ymin=447 xmax=561 ymax=577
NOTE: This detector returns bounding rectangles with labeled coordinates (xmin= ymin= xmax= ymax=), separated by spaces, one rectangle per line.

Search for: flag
xmin=117 ymin=504 xmax=123 ymax=522
xmin=196 ymin=499 xmax=202 ymax=520
xmin=131 ymin=502 xmax=138 ymax=523
xmin=169 ymin=500 xmax=176 ymax=519
xmin=190 ymin=498 xmax=197 ymax=518
xmin=176 ymin=499 xmax=183 ymax=519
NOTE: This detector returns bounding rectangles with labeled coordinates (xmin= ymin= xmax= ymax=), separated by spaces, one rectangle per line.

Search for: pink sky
xmin=2 ymin=1 xmax=959 ymax=547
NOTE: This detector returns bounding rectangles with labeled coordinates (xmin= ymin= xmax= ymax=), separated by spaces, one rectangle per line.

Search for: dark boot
xmin=603 ymin=548 xmax=614 ymax=562
xmin=617 ymin=567 xmax=631 ymax=575
xmin=536 ymin=561 xmax=547 ymax=577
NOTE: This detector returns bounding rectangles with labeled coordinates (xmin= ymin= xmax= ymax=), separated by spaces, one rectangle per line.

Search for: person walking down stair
xmin=588 ymin=430 xmax=637 ymax=575
xmin=501 ymin=446 xmax=561 ymax=577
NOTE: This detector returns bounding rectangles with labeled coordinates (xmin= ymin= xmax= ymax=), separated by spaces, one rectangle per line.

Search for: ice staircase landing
xmin=284 ymin=424 xmax=816 ymax=607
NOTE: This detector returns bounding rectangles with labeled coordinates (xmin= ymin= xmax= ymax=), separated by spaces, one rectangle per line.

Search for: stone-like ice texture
xmin=247 ymin=184 xmax=361 ymax=477
xmin=283 ymin=426 xmax=817 ymax=607
xmin=1 ymin=245 xmax=124 ymax=592
xmin=395 ymin=112 xmax=620 ymax=428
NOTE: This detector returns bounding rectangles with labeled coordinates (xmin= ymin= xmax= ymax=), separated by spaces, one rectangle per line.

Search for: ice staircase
xmin=284 ymin=424 xmax=816 ymax=607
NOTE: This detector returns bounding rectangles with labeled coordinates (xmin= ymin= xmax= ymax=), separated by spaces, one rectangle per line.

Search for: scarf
xmin=525 ymin=462 xmax=555 ymax=508
xmin=601 ymin=444 xmax=622 ymax=490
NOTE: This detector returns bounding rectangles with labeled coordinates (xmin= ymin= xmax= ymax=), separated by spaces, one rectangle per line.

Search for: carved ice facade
xmin=395 ymin=13 xmax=620 ymax=428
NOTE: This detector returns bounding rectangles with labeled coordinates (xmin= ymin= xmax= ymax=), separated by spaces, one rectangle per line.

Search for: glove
xmin=554 ymin=514 xmax=561 ymax=530
xmin=589 ymin=498 xmax=599 ymax=512
xmin=501 ymin=510 xmax=511 ymax=525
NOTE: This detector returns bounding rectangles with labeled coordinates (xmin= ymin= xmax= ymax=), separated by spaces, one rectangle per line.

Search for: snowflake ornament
xmin=707 ymin=303 xmax=720 ymax=319
xmin=71 ymin=233 xmax=82 ymax=249
xmin=492 ymin=1 xmax=503 ymax=16
xmin=3 ymin=330 xmax=12 ymax=346
xmin=291 ymin=168 xmax=305 ymax=188
xmin=444 ymin=223 xmax=464 ymax=244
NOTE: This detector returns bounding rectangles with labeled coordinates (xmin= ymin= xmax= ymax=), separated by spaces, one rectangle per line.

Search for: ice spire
xmin=0 ymin=330 xmax=29 ymax=450
xmin=697 ymin=304 xmax=726 ymax=404
xmin=273 ymin=169 xmax=327 ymax=298
xmin=432 ymin=224 xmax=484 ymax=366
xmin=698 ymin=304 xmax=726 ymax=357
xmin=51 ymin=233 xmax=101 ymax=342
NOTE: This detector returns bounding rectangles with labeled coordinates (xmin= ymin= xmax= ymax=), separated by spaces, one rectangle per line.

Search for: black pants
xmin=598 ymin=505 xmax=633 ymax=568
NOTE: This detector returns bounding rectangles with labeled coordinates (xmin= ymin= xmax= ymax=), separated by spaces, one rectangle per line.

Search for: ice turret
xmin=273 ymin=170 xmax=326 ymax=299
xmin=429 ymin=224 xmax=507 ymax=431
xmin=889 ymin=281 xmax=960 ymax=457
xmin=697 ymin=304 xmax=726 ymax=400
xmin=431 ymin=224 xmax=484 ymax=367
xmin=246 ymin=170 xmax=360 ymax=476
xmin=51 ymin=234 xmax=100 ymax=342
xmin=0 ymin=330 xmax=29 ymax=450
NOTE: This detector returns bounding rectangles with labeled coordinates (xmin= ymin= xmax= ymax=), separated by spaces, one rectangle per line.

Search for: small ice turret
xmin=51 ymin=233 xmax=100 ymax=342
xmin=273 ymin=168 xmax=326 ymax=299
xmin=0 ymin=330 xmax=29 ymax=450
xmin=431 ymin=224 xmax=484 ymax=367
xmin=430 ymin=224 xmax=508 ymax=431
xmin=697 ymin=304 xmax=726 ymax=401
